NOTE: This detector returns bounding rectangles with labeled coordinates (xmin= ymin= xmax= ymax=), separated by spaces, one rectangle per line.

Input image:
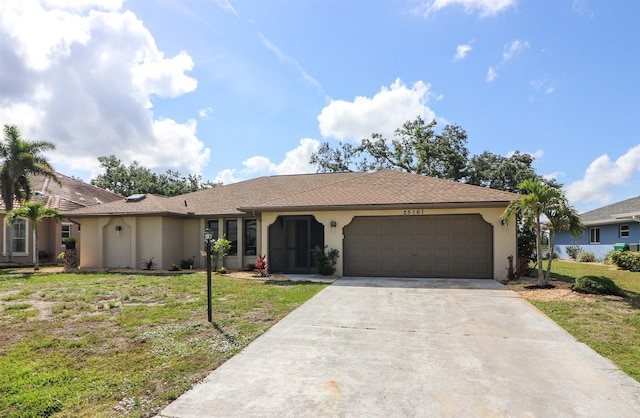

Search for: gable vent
xmin=126 ymin=194 xmax=146 ymax=202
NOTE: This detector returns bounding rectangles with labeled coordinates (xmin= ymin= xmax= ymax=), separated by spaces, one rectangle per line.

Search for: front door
xmin=268 ymin=215 xmax=324 ymax=274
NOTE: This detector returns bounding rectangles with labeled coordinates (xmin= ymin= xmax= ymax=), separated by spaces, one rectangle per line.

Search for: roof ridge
xmin=250 ymin=171 xmax=369 ymax=207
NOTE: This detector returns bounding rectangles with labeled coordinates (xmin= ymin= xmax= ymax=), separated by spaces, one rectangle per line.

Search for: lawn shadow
xmin=0 ymin=272 xmax=36 ymax=281
xmin=548 ymin=273 xmax=575 ymax=283
xmin=622 ymin=290 xmax=640 ymax=310
xmin=211 ymin=321 xmax=239 ymax=346
xmin=262 ymin=279 xmax=325 ymax=286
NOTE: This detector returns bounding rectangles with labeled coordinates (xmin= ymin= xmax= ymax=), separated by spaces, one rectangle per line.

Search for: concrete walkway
xmin=158 ymin=278 xmax=640 ymax=417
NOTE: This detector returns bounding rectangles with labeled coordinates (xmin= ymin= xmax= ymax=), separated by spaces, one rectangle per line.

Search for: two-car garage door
xmin=343 ymin=214 xmax=493 ymax=279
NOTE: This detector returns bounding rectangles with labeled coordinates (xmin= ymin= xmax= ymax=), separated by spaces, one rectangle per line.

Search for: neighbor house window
xmin=590 ymin=227 xmax=600 ymax=244
xmin=12 ymin=219 xmax=27 ymax=253
xmin=61 ymin=223 xmax=71 ymax=243
xmin=620 ymin=224 xmax=630 ymax=238
xmin=226 ymin=220 xmax=237 ymax=256
xmin=207 ymin=220 xmax=219 ymax=239
xmin=244 ymin=219 xmax=257 ymax=256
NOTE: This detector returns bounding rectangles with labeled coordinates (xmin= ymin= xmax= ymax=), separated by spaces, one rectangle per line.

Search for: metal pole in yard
xmin=204 ymin=228 xmax=213 ymax=323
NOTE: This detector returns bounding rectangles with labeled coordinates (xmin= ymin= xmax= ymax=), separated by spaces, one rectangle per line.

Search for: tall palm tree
xmin=501 ymin=179 xmax=562 ymax=286
xmin=6 ymin=201 xmax=61 ymax=270
xmin=544 ymin=198 xmax=584 ymax=282
xmin=1 ymin=125 xmax=58 ymax=262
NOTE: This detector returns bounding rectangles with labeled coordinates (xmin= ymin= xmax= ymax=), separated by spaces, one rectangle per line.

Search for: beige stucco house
xmin=66 ymin=170 xmax=520 ymax=281
xmin=1 ymin=173 xmax=122 ymax=265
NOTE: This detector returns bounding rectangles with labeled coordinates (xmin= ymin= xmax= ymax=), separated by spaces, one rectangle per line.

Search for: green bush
xmin=572 ymin=275 xmax=626 ymax=296
xmin=312 ymin=246 xmax=340 ymax=276
xmin=565 ymin=244 xmax=583 ymax=260
xmin=577 ymin=251 xmax=596 ymax=263
xmin=609 ymin=249 xmax=640 ymax=271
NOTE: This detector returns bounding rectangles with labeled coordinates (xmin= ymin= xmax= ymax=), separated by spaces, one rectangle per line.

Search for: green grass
xmin=525 ymin=260 xmax=640 ymax=382
xmin=0 ymin=272 xmax=326 ymax=417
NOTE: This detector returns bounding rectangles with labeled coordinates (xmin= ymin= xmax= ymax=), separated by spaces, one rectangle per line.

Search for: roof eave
xmin=238 ymin=200 xmax=513 ymax=213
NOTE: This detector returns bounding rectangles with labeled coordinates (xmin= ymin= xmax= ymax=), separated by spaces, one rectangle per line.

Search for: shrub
xmin=180 ymin=257 xmax=194 ymax=269
xmin=572 ymin=275 xmax=626 ymax=297
xmin=141 ymin=257 xmax=156 ymax=270
xmin=312 ymin=246 xmax=340 ymax=276
xmin=577 ymin=251 xmax=596 ymax=263
xmin=565 ymin=244 xmax=582 ymax=260
xmin=254 ymin=255 xmax=268 ymax=277
xmin=609 ymin=249 xmax=640 ymax=271
xmin=217 ymin=266 xmax=228 ymax=274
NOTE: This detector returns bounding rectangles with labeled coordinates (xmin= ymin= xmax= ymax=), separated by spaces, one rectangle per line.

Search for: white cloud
xmin=507 ymin=149 xmax=544 ymax=159
xmin=543 ymin=171 xmax=564 ymax=181
xmin=43 ymin=1 xmax=123 ymax=12
xmin=199 ymin=107 xmax=213 ymax=119
xmin=565 ymin=145 xmax=640 ymax=204
xmin=486 ymin=66 xmax=498 ymax=82
xmin=317 ymin=78 xmax=436 ymax=141
xmin=531 ymin=77 xmax=556 ymax=95
xmin=415 ymin=0 xmax=516 ymax=18
xmin=213 ymin=0 xmax=239 ymax=19
xmin=486 ymin=39 xmax=529 ymax=83
xmin=503 ymin=39 xmax=529 ymax=61
xmin=453 ymin=44 xmax=472 ymax=61
xmin=259 ymin=33 xmax=328 ymax=101
xmin=215 ymin=168 xmax=243 ymax=185
xmin=0 ymin=1 xmax=208 ymax=176
xmin=572 ymin=0 xmax=594 ymax=17
xmin=215 ymin=138 xmax=320 ymax=184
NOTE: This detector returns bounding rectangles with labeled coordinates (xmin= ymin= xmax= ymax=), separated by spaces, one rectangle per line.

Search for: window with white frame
xmin=61 ymin=223 xmax=72 ymax=243
xmin=590 ymin=227 xmax=600 ymax=244
xmin=11 ymin=219 xmax=27 ymax=253
xmin=620 ymin=224 xmax=630 ymax=238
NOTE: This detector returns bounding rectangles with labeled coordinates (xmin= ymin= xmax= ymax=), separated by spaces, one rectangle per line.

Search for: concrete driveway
xmin=159 ymin=278 xmax=640 ymax=417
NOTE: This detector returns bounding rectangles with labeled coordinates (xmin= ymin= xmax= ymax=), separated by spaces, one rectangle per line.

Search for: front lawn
xmin=509 ymin=260 xmax=640 ymax=383
xmin=0 ymin=271 xmax=326 ymax=417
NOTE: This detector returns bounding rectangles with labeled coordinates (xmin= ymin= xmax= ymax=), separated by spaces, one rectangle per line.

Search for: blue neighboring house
xmin=555 ymin=196 xmax=640 ymax=260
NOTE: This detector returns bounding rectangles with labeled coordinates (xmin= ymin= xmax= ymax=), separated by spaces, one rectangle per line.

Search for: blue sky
xmin=1 ymin=0 xmax=639 ymax=213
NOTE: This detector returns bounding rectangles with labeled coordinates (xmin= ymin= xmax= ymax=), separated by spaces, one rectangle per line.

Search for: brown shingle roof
xmin=0 ymin=172 xmax=122 ymax=212
xmin=67 ymin=170 xmax=519 ymax=217
xmin=240 ymin=169 xmax=520 ymax=210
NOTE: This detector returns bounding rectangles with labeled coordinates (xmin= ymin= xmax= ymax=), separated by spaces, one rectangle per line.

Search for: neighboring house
xmin=0 ymin=173 xmax=122 ymax=265
xmin=555 ymin=196 xmax=640 ymax=260
xmin=67 ymin=169 xmax=520 ymax=281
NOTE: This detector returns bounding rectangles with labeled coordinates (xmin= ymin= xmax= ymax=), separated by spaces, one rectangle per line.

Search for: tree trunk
xmin=2 ymin=185 xmax=13 ymax=263
xmin=34 ymin=227 xmax=40 ymax=270
xmin=536 ymin=217 xmax=545 ymax=286
xmin=545 ymin=231 xmax=557 ymax=283
xmin=4 ymin=218 xmax=13 ymax=263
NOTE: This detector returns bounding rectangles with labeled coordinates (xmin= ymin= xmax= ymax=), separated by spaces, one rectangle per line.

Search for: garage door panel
xmin=344 ymin=215 xmax=493 ymax=279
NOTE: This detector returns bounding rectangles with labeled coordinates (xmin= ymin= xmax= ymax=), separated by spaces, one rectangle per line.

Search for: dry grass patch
xmin=0 ymin=270 xmax=326 ymax=417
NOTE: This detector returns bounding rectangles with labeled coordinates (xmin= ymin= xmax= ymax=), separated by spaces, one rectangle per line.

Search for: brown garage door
xmin=343 ymin=214 xmax=493 ymax=278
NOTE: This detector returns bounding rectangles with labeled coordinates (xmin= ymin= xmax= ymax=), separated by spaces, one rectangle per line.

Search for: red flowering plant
xmin=255 ymin=255 xmax=268 ymax=277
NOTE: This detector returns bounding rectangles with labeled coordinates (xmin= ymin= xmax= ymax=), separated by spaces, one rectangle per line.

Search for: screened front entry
xmin=268 ymin=215 xmax=324 ymax=274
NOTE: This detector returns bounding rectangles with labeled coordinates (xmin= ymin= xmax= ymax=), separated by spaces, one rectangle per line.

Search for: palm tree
xmin=6 ymin=201 xmax=61 ymax=270
xmin=1 ymin=125 xmax=58 ymax=262
xmin=501 ymin=179 xmax=562 ymax=286
xmin=544 ymin=198 xmax=584 ymax=282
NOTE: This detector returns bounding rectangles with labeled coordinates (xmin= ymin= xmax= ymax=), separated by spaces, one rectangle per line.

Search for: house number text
xmin=403 ymin=209 xmax=424 ymax=215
